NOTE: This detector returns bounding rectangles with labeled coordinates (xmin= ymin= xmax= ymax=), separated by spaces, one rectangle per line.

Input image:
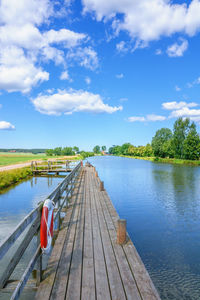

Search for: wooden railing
xmin=0 ymin=162 xmax=82 ymax=299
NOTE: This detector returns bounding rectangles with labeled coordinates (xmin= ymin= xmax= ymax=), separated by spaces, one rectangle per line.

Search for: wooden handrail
xmin=0 ymin=162 xmax=81 ymax=298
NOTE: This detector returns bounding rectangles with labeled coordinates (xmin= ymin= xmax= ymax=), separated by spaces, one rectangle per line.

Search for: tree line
xmin=109 ymin=118 xmax=200 ymax=160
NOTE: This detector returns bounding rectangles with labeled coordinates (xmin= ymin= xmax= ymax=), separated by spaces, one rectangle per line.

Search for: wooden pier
xmin=36 ymin=166 xmax=160 ymax=300
xmin=31 ymin=160 xmax=76 ymax=176
xmin=0 ymin=163 xmax=160 ymax=300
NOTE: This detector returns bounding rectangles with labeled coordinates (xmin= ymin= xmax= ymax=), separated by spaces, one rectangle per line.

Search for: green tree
xmin=73 ymin=146 xmax=79 ymax=153
xmin=62 ymin=147 xmax=75 ymax=156
xmin=121 ymin=143 xmax=132 ymax=155
xmin=152 ymin=128 xmax=173 ymax=158
xmin=54 ymin=147 xmax=62 ymax=156
xmin=109 ymin=145 xmax=121 ymax=155
xmin=172 ymin=117 xmax=190 ymax=158
xmin=93 ymin=145 xmax=101 ymax=154
xmin=45 ymin=149 xmax=54 ymax=156
xmin=102 ymin=146 xmax=106 ymax=152
xmin=144 ymin=143 xmax=153 ymax=157
xmin=183 ymin=123 xmax=200 ymax=160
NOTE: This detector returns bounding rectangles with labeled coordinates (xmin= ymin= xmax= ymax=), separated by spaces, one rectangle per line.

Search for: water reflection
xmin=0 ymin=176 xmax=63 ymax=244
xmin=88 ymin=156 xmax=200 ymax=300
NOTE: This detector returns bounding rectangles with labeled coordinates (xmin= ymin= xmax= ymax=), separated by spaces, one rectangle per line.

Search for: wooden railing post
xmin=100 ymin=181 xmax=104 ymax=191
xmin=57 ymin=191 xmax=61 ymax=231
xmin=117 ymin=219 xmax=127 ymax=245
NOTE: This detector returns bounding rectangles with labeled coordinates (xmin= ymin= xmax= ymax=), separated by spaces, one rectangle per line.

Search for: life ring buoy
xmin=81 ymin=160 xmax=83 ymax=167
xmin=40 ymin=199 xmax=55 ymax=254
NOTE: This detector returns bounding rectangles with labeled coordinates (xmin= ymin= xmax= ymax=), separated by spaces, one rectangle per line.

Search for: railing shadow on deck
xmin=0 ymin=162 xmax=82 ymax=300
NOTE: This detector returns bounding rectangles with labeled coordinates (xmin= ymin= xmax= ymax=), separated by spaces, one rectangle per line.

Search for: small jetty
xmin=0 ymin=163 xmax=160 ymax=300
xmin=31 ymin=160 xmax=75 ymax=176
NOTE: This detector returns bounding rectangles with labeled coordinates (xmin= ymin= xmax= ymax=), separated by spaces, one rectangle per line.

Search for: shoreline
xmin=119 ymin=155 xmax=200 ymax=166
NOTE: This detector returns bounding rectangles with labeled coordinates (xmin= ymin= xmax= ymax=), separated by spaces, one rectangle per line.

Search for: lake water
xmin=1 ymin=157 xmax=200 ymax=299
xmin=88 ymin=156 xmax=200 ymax=300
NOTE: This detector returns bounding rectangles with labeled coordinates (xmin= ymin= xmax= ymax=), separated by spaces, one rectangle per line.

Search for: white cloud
xmin=162 ymin=101 xmax=200 ymax=123
xmin=67 ymin=47 xmax=99 ymax=70
xmin=60 ymin=71 xmax=70 ymax=81
xmin=128 ymin=116 xmax=146 ymax=122
xmin=155 ymin=49 xmax=162 ymax=55
xmin=146 ymin=114 xmax=166 ymax=121
xmin=128 ymin=114 xmax=166 ymax=122
xmin=0 ymin=0 xmax=97 ymax=93
xmin=43 ymin=29 xmax=87 ymax=48
xmin=166 ymin=39 xmax=188 ymax=57
xmin=0 ymin=121 xmax=15 ymax=130
xmin=82 ymin=0 xmax=200 ymax=43
xmin=0 ymin=46 xmax=49 ymax=93
xmin=175 ymin=85 xmax=181 ymax=92
xmin=187 ymin=76 xmax=200 ymax=88
xmin=116 ymin=73 xmax=124 ymax=79
xmin=162 ymin=101 xmax=198 ymax=110
xmin=85 ymin=76 xmax=91 ymax=84
xmin=32 ymin=89 xmax=122 ymax=115
xmin=116 ymin=41 xmax=129 ymax=53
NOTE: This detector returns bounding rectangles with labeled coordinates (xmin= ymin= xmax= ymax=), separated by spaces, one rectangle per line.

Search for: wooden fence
xmin=0 ymin=162 xmax=82 ymax=299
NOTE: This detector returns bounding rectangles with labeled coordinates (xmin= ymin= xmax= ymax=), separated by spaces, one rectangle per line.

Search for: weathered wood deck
xmin=35 ymin=166 xmax=160 ymax=300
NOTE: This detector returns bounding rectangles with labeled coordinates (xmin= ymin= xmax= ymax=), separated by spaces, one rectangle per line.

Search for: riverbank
xmin=120 ymin=155 xmax=200 ymax=166
xmin=0 ymin=167 xmax=32 ymax=192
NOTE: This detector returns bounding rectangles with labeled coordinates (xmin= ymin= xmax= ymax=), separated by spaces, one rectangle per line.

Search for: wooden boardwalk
xmin=35 ymin=166 xmax=160 ymax=300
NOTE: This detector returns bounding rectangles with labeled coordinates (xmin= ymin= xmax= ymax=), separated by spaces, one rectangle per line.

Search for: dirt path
xmin=0 ymin=162 xmax=32 ymax=172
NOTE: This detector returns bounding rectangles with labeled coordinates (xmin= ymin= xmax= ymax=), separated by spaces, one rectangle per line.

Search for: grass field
xmin=0 ymin=152 xmax=79 ymax=167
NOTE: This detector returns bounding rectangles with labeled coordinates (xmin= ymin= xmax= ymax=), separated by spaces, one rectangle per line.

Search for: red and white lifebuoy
xmin=40 ymin=199 xmax=55 ymax=254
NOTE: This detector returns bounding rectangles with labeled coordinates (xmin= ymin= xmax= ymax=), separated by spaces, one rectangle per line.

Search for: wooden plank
xmin=81 ymin=170 xmax=96 ymax=300
xmin=94 ymin=176 xmax=142 ymax=299
xmin=49 ymin=173 xmax=84 ymax=300
xmin=90 ymin=169 xmax=126 ymax=300
xmin=35 ymin=172 xmax=83 ymax=300
xmin=88 ymin=169 xmax=111 ymax=300
xmin=65 ymin=170 xmax=85 ymax=299
xmin=98 ymin=175 xmax=161 ymax=300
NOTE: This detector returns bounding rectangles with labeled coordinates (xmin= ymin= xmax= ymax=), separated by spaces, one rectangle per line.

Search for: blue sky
xmin=1 ymin=0 xmax=200 ymax=151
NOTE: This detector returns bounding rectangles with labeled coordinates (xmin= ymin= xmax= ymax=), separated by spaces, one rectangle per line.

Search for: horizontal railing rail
xmin=0 ymin=161 xmax=82 ymax=299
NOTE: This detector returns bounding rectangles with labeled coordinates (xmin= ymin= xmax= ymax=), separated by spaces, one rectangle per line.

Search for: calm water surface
xmin=88 ymin=156 xmax=200 ymax=300
xmin=0 ymin=176 xmax=63 ymax=299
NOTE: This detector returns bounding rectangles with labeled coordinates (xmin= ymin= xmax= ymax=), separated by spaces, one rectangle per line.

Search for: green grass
xmin=121 ymin=155 xmax=200 ymax=166
xmin=0 ymin=152 xmax=80 ymax=167
xmin=0 ymin=167 xmax=32 ymax=192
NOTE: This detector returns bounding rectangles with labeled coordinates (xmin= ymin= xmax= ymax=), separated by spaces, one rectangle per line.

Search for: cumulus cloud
xmin=116 ymin=41 xmax=129 ymax=53
xmin=32 ymin=89 xmax=122 ymax=115
xmin=166 ymin=39 xmax=188 ymax=57
xmin=162 ymin=101 xmax=200 ymax=123
xmin=60 ymin=71 xmax=70 ymax=81
xmin=67 ymin=47 xmax=99 ymax=70
xmin=0 ymin=121 xmax=15 ymax=130
xmin=82 ymin=0 xmax=200 ymax=44
xmin=0 ymin=0 xmax=96 ymax=93
xmin=162 ymin=101 xmax=198 ymax=110
xmin=128 ymin=114 xmax=166 ymax=122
